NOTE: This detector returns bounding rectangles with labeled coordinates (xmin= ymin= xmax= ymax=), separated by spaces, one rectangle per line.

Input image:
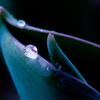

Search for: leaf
xmin=0 ymin=23 xmax=59 ymax=100
xmin=1 ymin=5 xmax=100 ymax=66
xmin=47 ymin=33 xmax=87 ymax=83
xmin=1 ymin=6 xmax=100 ymax=90
xmin=0 ymin=16 xmax=100 ymax=100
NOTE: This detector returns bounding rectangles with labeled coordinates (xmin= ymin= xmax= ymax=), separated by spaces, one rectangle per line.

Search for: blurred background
xmin=0 ymin=0 xmax=100 ymax=99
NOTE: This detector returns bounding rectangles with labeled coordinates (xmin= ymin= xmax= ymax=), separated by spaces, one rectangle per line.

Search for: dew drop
xmin=40 ymin=29 xmax=43 ymax=32
xmin=45 ymin=67 xmax=49 ymax=70
xmin=55 ymin=63 xmax=62 ymax=69
xmin=17 ymin=20 xmax=26 ymax=27
xmin=55 ymin=63 xmax=59 ymax=66
xmin=59 ymin=65 xmax=61 ymax=69
xmin=24 ymin=44 xmax=38 ymax=59
xmin=51 ymin=30 xmax=55 ymax=32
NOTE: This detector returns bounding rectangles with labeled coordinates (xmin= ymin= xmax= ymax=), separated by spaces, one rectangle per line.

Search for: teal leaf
xmin=0 ymin=6 xmax=100 ymax=100
xmin=1 ymin=6 xmax=100 ymax=68
xmin=47 ymin=33 xmax=87 ymax=83
xmin=0 ymin=23 xmax=59 ymax=100
xmin=1 ymin=22 xmax=100 ymax=100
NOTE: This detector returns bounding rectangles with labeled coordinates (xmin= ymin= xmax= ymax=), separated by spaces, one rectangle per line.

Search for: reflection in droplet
xmin=24 ymin=44 xmax=38 ymax=59
xmin=17 ymin=20 xmax=26 ymax=27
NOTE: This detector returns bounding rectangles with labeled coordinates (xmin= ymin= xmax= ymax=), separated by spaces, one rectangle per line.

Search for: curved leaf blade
xmin=0 ymin=21 xmax=100 ymax=100
xmin=1 ymin=6 xmax=100 ymax=68
xmin=0 ymin=23 xmax=63 ymax=100
xmin=47 ymin=34 xmax=87 ymax=83
xmin=1 ymin=6 xmax=100 ymax=100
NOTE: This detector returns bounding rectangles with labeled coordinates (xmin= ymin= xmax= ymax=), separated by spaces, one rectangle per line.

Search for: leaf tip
xmin=0 ymin=6 xmax=5 ymax=14
xmin=47 ymin=33 xmax=56 ymax=47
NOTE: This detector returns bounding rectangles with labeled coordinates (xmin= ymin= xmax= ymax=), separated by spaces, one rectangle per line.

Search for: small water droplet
xmin=51 ymin=30 xmax=55 ymax=32
xmin=17 ymin=20 xmax=26 ymax=27
xmin=55 ymin=63 xmax=59 ymax=66
xmin=40 ymin=29 xmax=43 ymax=32
xmin=59 ymin=66 xmax=61 ymax=69
xmin=55 ymin=63 xmax=62 ymax=69
xmin=45 ymin=67 xmax=49 ymax=70
xmin=24 ymin=44 xmax=38 ymax=59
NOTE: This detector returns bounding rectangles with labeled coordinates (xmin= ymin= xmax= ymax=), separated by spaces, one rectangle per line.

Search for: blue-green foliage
xmin=0 ymin=6 xmax=100 ymax=100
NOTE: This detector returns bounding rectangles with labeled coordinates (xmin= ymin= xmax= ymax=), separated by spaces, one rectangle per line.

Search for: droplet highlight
xmin=24 ymin=44 xmax=38 ymax=59
xmin=17 ymin=20 xmax=26 ymax=27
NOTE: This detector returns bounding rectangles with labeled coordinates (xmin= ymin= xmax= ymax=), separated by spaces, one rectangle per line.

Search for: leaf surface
xmin=47 ymin=34 xmax=87 ymax=83
xmin=0 ymin=21 xmax=100 ymax=100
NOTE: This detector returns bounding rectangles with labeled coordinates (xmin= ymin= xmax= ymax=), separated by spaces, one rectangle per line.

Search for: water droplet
xmin=24 ymin=44 xmax=38 ymax=59
xmin=17 ymin=20 xmax=26 ymax=27
xmin=45 ymin=67 xmax=49 ymax=70
xmin=55 ymin=63 xmax=59 ymax=66
xmin=40 ymin=29 xmax=43 ymax=32
xmin=59 ymin=66 xmax=61 ymax=69
xmin=55 ymin=63 xmax=62 ymax=69
xmin=51 ymin=30 xmax=55 ymax=32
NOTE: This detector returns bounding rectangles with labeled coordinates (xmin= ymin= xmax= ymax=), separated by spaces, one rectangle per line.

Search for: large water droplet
xmin=24 ymin=44 xmax=38 ymax=59
xmin=17 ymin=20 xmax=26 ymax=27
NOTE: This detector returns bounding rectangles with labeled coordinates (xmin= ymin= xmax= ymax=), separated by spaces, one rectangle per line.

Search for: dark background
xmin=0 ymin=0 xmax=100 ymax=99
